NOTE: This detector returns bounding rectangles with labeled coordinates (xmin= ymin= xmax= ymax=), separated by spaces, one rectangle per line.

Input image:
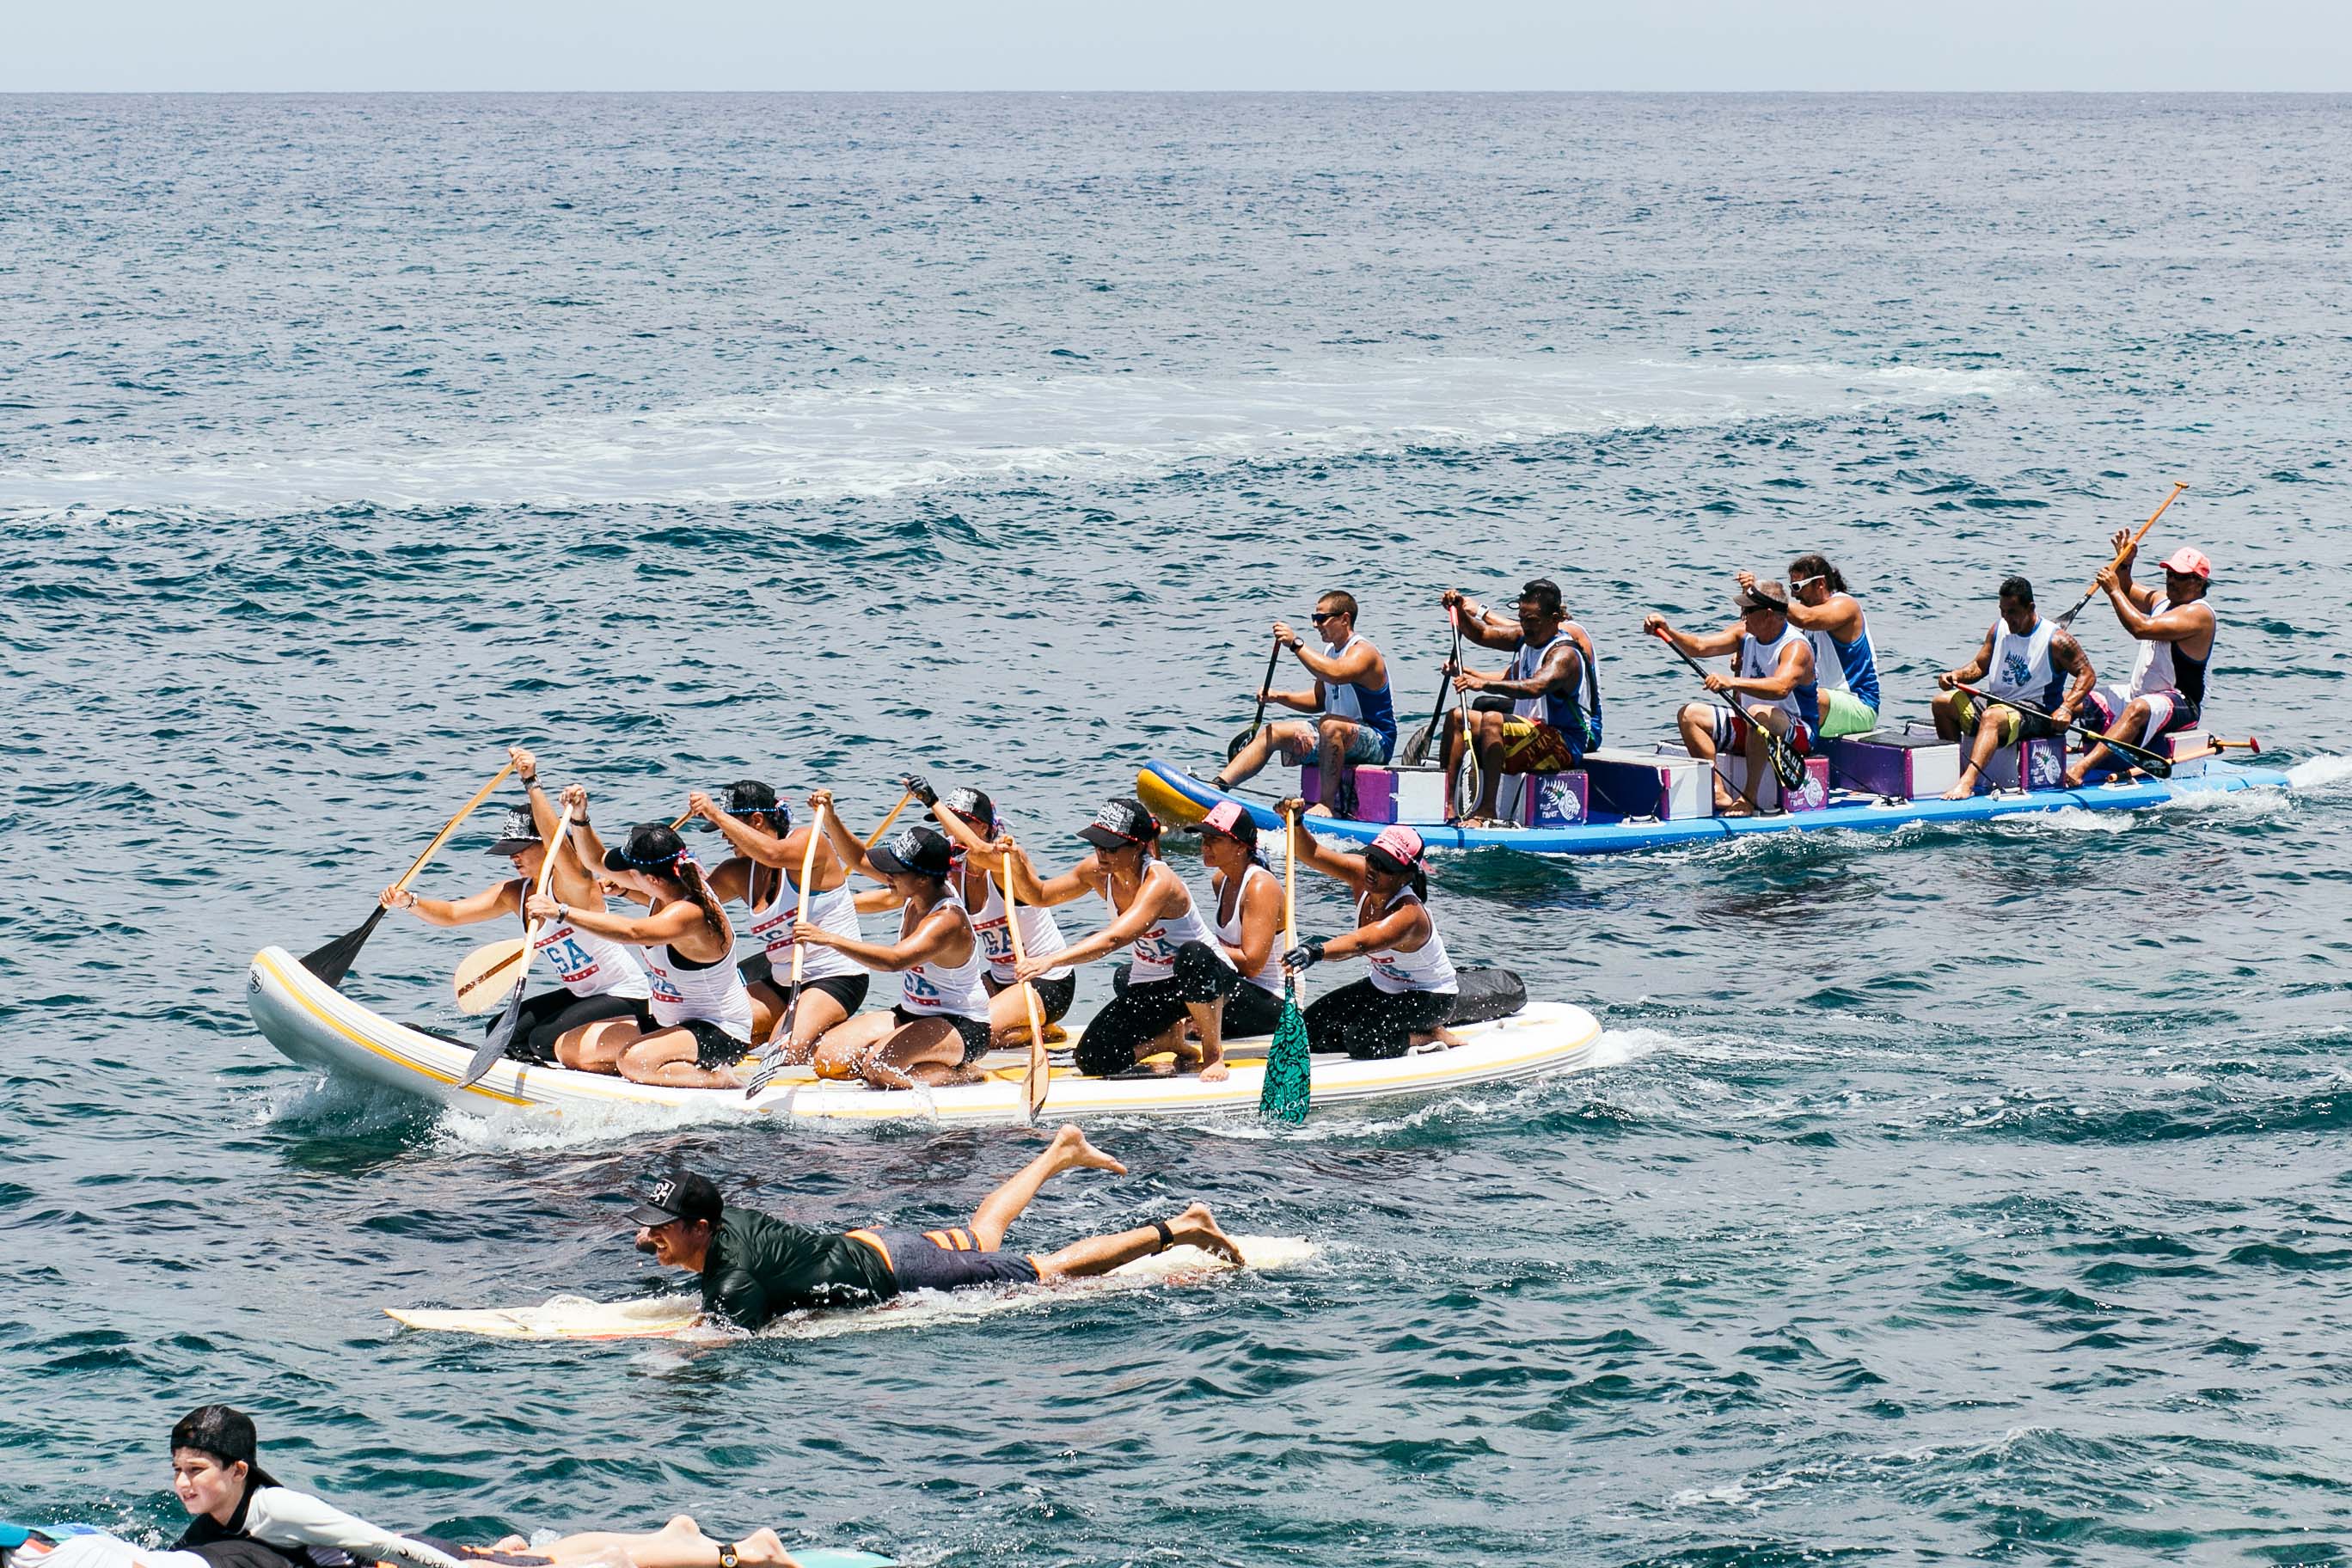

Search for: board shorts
xmin=848 ymin=1226 xmax=1041 ymax=1293
xmin=1495 ymin=718 xmax=1580 ymax=774
xmin=1280 ymin=717 xmax=1393 ymax=765
xmin=892 ymin=1005 xmax=993 ymax=1064
xmin=990 ymin=969 xmax=1076 ymax=1024
xmin=1710 ymin=706 xmax=1817 ymax=755
xmin=2083 ymin=684 xmax=2198 ymax=744
xmin=1952 ymin=690 xmax=2055 ymax=745
xmin=1818 ymin=688 xmax=1878 ymax=739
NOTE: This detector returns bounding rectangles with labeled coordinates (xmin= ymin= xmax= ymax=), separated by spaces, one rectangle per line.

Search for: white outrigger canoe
xmin=248 ymin=946 xmax=1602 ymax=1125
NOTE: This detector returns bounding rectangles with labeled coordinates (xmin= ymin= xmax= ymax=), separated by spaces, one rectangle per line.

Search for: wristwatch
xmin=718 ymin=1547 xmax=739 ymax=1568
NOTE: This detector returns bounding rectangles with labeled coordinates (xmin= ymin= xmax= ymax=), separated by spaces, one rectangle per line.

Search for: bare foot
xmin=1940 ymin=776 xmax=1978 ymax=801
xmin=732 ymin=1529 xmax=799 ymax=1568
xmin=2060 ymin=769 xmax=2087 ymax=789
xmin=1167 ymin=1202 xmax=1244 ymax=1265
xmin=1717 ymin=799 xmax=1755 ymax=818
xmin=1411 ymin=1026 xmax=1467 ymax=1050
xmin=1050 ymin=1122 xmax=1129 ymax=1175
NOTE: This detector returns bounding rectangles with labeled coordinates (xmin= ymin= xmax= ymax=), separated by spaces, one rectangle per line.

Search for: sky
xmin=6 ymin=1 xmax=2349 ymax=93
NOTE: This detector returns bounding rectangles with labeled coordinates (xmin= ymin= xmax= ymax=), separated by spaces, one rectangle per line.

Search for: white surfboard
xmin=386 ymin=1235 xmax=1319 ymax=1342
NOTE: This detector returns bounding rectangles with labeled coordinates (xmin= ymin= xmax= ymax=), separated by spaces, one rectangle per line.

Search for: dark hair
xmin=1519 ymin=579 xmax=1563 ymax=616
xmin=1317 ymin=590 xmax=1360 ymax=622
xmin=172 ymin=1406 xmax=259 ymax=1469
xmin=1999 ymin=575 xmax=2035 ymax=607
xmin=611 ymin=824 xmax=730 ymax=940
xmin=1788 ymin=554 xmax=1850 ymax=596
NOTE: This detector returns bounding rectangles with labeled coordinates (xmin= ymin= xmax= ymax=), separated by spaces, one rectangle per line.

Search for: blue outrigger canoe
xmin=1137 ymin=755 xmax=2294 ymax=856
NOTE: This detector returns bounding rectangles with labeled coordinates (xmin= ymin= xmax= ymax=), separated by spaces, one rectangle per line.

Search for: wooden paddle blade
xmin=300 ymin=904 xmax=389 ymax=989
xmin=453 ymin=938 xmax=530 ymax=1014
xmin=462 ymin=985 xmax=529 ymax=1087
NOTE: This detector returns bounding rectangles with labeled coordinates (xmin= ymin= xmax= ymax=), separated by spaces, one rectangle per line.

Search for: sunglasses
xmin=1308 ymin=610 xmax=1342 ymax=624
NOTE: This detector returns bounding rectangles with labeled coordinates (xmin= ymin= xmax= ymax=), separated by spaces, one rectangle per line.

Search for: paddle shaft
xmin=1424 ymin=612 xmax=1461 ymax=744
xmin=863 ymin=791 xmax=915 ymax=851
xmin=1949 ymin=682 xmax=2172 ymax=773
xmin=1000 ymin=836 xmax=1050 ymax=1122
xmin=779 ymin=800 xmax=826 ymax=1047
xmin=2057 ymin=481 xmax=2188 ymax=627
xmin=1283 ymin=805 xmax=1305 ymax=1006
xmin=396 ymin=763 xmax=516 ymax=892
xmin=303 ymin=761 xmax=517 ymax=983
xmin=1653 ymin=628 xmax=1806 ymax=790
xmin=462 ymin=800 xmax=575 ymax=1086
xmin=1250 ymin=634 xmax=1282 ymax=737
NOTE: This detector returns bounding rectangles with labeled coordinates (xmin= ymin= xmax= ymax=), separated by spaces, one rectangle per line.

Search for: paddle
xmin=1652 ymin=628 xmax=1822 ymax=808
xmin=1947 ymin=682 xmax=2177 ymax=776
xmin=740 ymin=800 xmax=828 ymax=1099
xmin=2056 ymin=481 xmax=2189 ymax=628
xmin=1259 ymin=804 xmax=1312 ymax=1125
xmin=303 ymin=762 xmax=515 ymax=988
xmin=863 ymin=790 xmax=916 ymax=852
xmin=1404 ymin=609 xmax=1463 ymax=767
xmin=453 ymin=938 xmax=528 ymax=1014
xmin=998 ymin=835 xmax=1050 ymax=1123
xmin=461 ymin=799 xmax=577 ymax=1087
xmin=1228 ymin=634 xmax=1284 ymax=763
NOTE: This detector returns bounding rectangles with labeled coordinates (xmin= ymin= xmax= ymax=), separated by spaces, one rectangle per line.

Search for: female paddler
xmin=378 ymin=746 xmax=652 ymax=1063
xmin=912 ymin=776 xmax=1081 ymax=1046
xmin=524 ymin=785 xmax=757 ymax=1088
xmin=789 ymin=790 xmax=994 ymax=1089
xmin=1275 ymin=809 xmax=1462 ymax=1058
xmin=684 ymin=779 xmax=867 ymax=1061
xmin=1006 ymin=796 xmax=1240 ymax=1081
xmin=1196 ymin=799 xmax=1289 ymax=1040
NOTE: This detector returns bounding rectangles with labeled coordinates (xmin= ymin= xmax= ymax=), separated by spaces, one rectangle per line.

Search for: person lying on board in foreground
xmin=1932 ymin=576 xmax=2098 ymax=799
xmin=1004 ymin=797 xmax=1240 ymax=1081
xmin=630 ymin=1127 xmax=1242 ymax=1331
xmin=909 ymin=777 xmax=1081 ymax=1048
xmin=1743 ymin=554 xmax=1881 ymax=740
xmin=14 ymin=1518 xmax=803 ymax=1568
xmin=2061 ymin=538 xmax=2219 ymax=788
xmin=1645 ymin=579 xmax=1822 ymax=817
xmin=683 ymin=781 xmax=867 ymax=1063
xmin=1213 ymin=590 xmax=1397 ymax=818
xmin=791 ymin=802 xmax=993 ymax=1089
xmin=378 ymin=746 xmax=652 ymax=1064
xmin=524 ymin=791 xmax=756 ymax=1087
xmin=1273 ymin=815 xmax=1463 ymax=1059
xmin=1437 ymin=579 xmax=1598 ymax=826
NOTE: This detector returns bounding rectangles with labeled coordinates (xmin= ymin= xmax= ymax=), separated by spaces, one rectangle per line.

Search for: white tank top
xmin=530 ymin=910 xmax=651 ymax=1001
xmin=1738 ymin=623 xmax=1812 ymax=728
xmin=897 ymin=891 xmax=991 ymax=1021
xmin=1985 ymin=616 xmax=2061 ymax=707
xmin=1509 ymin=630 xmax=1571 ymax=722
xmin=741 ymin=862 xmax=865 ymax=983
xmin=1361 ymin=888 xmax=1459 ymax=996
xmin=2125 ymin=629 xmax=2180 ymax=700
xmin=962 ymin=862 xmax=1072 ymax=984
xmin=638 ymin=913 xmax=756 ymax=1042
xmin=1213 ymin=862 xmax=1284 ymax=995
xmin=1106 ymin=861 xmax=1230 ymax=985
xmin=1321 ymin=634 xmax=1365 ymax=722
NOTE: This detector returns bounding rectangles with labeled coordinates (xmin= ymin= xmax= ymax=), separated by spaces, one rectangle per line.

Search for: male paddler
xmin=1743 ymin=554 xmax=1881 ymax=739
xmin=1645 ymin=579 xmax=1822 ymax=816
xmin=628 ymin=1126 xmax=1242 ymax=1331
xmin=1931 ymin=576 xmax=2097 ymax=799
xmin=2061 ymin=537 xmax=2218 ymax=787
xmin=1213 ymin=590 xmax=1397 ymax=819
xmin=1436 ymin=579 xmax=1600 ymax=826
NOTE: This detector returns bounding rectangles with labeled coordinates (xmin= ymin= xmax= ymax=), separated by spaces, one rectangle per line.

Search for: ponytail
xmin=675 ymin=854 xmax=729 ymax=941
xmin=1789 ymin=553 xmax=1851 ymax=597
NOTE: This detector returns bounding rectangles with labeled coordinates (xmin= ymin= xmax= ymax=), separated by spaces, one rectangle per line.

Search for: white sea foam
xmin=0 ymin=357 xmax=2024 ymax=514
xmin=2287 ymin=753 xmax=2352 ymax=792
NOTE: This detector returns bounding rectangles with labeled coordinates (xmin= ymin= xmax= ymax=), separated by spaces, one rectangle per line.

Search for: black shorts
xmin=742 ymin=956 xmax=873 ymax=1018
xmin=992 ymin=969 xmax=1078 ymax=1025
xmin=857 ymin=1226 xmax=1040 ymax=1293
xmin=1222 ymin=980 xmax=1287 ymax=1039
xmin=892 ymin=1005 xmax=993 ymax=1064
xmin=1075 ymin=940 xmax=1240 ymax=1076
xmin=504 ymin=989 xmax=657 ymax=1065
xmin=669 ymin=1017 xmax=752 ymax=1069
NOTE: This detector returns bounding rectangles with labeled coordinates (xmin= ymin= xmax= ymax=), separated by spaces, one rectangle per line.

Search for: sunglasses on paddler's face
xmin=1309 ymin=610 xmax=1342 ymax=624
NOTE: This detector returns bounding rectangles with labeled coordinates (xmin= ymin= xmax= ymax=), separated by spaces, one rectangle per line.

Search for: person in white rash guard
xmin=910 ymin=777 xmax=1081 ymax=1048
xmin=528 ymin=789 xmax=756 ymax=1088
xmin=377 ymin=745 xmax=652 ymax=1064
xmin=1275 ymin=816 xmax=1463 ymax=1060
xmin=791 ymin=797 xmax=994 ymax=1089
xmin=683 ymin=780 xmax=868 ymax=1058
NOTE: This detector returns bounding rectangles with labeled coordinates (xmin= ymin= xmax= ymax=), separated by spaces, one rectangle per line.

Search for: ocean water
xmin=4 ymin=92 xmax=2350 ymax=1565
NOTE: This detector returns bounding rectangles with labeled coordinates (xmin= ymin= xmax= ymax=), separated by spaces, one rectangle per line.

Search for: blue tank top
xmin=1806 ymin=607 xmax=1882 ymax=714
xmin=1320 ymin=634 xmax=1397 ymax=749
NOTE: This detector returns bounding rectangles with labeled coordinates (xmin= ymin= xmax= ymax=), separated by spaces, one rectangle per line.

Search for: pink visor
xmin=1368 ymin=824 xmax=1426 ymax=867
xmin=2159 ymin=547 xmax=2212 ymax=579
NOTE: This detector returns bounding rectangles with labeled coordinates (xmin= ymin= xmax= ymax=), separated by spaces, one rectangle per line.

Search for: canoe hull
xmin=1138 ymin=754 xmax=2293 ymax=855
xmin=249 ymin=946 xmax=1603 ymax=1125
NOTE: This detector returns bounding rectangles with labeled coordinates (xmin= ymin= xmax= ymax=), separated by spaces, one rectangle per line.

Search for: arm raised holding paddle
xmin=685 ymin=784 xmax=867 ymax=1063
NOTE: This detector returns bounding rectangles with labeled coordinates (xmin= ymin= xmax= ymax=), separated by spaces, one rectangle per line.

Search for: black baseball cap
xmin=487 ymin=807 xmax=540 ymax=857
xmin=1078 ymin=796 xmax=1160 ymax=850
xmin=603 ymin=822 xmax=686 ymax=875
xmin=628 ymin=1172 xmax=722 ymax=1228
xmin=868 ymin=824 xmax=953 ymax=880
xmin=927 ymin=786 xmax=996 ymax=835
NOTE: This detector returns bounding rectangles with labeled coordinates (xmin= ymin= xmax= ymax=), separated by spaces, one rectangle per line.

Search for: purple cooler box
xmin=1828 ymin=734 xmax=1961 ymax=799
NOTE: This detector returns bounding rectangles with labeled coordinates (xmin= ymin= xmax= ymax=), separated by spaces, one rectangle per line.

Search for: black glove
xmin=902 ymin=774 xmax=937 ymax=808
xmin=1283 ymin=936 xmax=1328 ymax=973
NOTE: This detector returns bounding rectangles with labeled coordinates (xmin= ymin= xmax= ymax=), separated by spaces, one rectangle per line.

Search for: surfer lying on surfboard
xmin=633 ymin=1125 xmax=1241 ymax=1332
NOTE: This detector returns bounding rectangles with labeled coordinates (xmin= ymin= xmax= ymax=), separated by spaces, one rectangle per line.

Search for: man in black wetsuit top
xmin=631 ymin=1125 xmax=1243 ymax=1331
